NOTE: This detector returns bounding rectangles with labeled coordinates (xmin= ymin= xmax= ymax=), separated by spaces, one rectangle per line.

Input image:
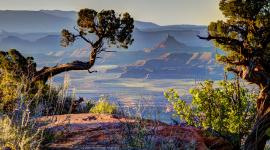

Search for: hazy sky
xmin=0 ymin=0 xmax=224 ymax=25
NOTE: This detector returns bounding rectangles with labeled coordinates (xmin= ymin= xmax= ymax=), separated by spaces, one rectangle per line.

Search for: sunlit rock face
xmin=37 ymin=113 xmax=233 ymax=150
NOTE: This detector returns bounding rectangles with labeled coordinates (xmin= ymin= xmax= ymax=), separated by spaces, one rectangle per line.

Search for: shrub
xmin=164 ymin=80 xmax=257 ymax=148
xmin=0 ymin=115 xmax=43 ymax=150
xmin=0 ymin=50 xmax=47 ymax=113
xmin=90 ymin=96 xmax=117 ymax=114
xmin=0 ymin=68 xmax=52 ymax=114
xmin=82 ymin=100 xmax=95 ymax=113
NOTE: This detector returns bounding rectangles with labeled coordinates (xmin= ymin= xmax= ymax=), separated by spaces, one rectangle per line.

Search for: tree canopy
xmin=198 ymin=0 xmax=270 ymax=149
xmin=35 ymin=8 xmax=134 ymax=83
xmin=200 ymin=0 xmax=270 ymax=87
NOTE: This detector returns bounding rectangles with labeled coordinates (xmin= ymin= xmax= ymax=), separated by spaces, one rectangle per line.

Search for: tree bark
xmin=244 ymin=87 xmax=270 ymax=150
xmin=32 ymin=60 xmax=94 ymax=83
xmin=32 ymin=38 xmax=103 ymax=83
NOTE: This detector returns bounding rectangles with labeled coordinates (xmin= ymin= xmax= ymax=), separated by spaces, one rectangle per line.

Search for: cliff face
xmin=38 ymin=113 xmax=232 ymax=150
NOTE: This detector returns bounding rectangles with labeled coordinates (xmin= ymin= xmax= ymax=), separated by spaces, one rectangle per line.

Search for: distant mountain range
xmin=0 ymin=10 xmax=75 ymax=33
xmin=107 ymin=52 xmax=222 ymax=80
xmin=46 ymin=34 xmax=214 ymax=65
xmin=0 ymin=10 xmax=205 ymax=32
xmin=0 ymin=10 xmax=211 ymax=53
xmin=0 ymin=10 xmax=222 ymax=79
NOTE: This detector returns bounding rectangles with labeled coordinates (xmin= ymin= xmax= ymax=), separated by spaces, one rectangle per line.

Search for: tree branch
xmin=74 ymin=27 xmax=94 ymax=46
xmin=32 ymin=61 xmax=94 ymax=83
xmin=197 ymin=34 xmax=243 ymax=46
xmin=198 ymin=34 xmax=250 ymax=58
xmin=33 ymin=36 xmax=105 ymax=83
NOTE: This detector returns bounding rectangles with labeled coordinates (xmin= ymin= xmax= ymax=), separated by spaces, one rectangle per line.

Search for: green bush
xmin=0 ymin=49 xmax=48 ymax=113
xmin=90 ymin=96 xmax=117 ymax=114
xmin=0 ymin=68 xmax=42 ymax=113
xmin=164 ymin=80 xmax=257 ymax=147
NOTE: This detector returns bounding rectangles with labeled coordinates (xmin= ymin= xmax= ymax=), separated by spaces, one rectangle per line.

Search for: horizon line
xmin=0 ymin=9 xmax=210 ymax=26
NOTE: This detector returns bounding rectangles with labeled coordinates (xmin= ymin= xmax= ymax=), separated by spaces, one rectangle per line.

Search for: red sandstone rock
xmin=37 ymin=113 xmax=233 ymax=150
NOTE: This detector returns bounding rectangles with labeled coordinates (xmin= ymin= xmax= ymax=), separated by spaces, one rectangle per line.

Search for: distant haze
xmin=0 ymin=0 xmax=224 ymax=25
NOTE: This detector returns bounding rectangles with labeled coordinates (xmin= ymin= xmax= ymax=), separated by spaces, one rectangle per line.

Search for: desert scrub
xmin=90 ymin=96 xmax=117 ymax=114
xmin=118 ymin=102 xmax=183 ymax=150
xmin=165 ymin=79 xmax=257 ymax=148
xmin=0 ymin=115 xmax=43 ymax=150
xmin=119 ymin=116 xmax=185 ymax=149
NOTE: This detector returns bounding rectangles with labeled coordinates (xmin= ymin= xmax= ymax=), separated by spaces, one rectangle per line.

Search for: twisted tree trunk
xmin=244 ymin=86 xmax=270 ymax=150
xmin=32 ymin=38 xmax=103 ymax=84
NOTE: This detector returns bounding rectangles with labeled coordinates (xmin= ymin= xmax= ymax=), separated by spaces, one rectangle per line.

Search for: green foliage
xmin=206 ymin=1 xmax=270 ymax=148
xmin=0 ymin=69 xmax=21 ymax=112
xmin=165 ymin=80 xmax=256 ymax=145
xmin=90 ymin=96 xmax=117 ymax=114
xmin=0 ymin=49 xmax=46 ymax=113
xmin=205 ymin=0 xmax=270 ymax=85
xmin=61 ymin=8 xmax=134 ymax=49
xmin=84 ymin=100 xmax=95 ymax=112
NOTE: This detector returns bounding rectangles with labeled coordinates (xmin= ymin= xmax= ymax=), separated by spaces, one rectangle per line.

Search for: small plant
xmin=90 ymin=96 xmax=117 ymax=114
xmin=84 ymin=100 xmax=95 ymax=113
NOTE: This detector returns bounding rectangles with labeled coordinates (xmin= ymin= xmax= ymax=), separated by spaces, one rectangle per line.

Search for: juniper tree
xmin=35 ymin=8 xmax=134 ymax=83
xmin=0 ymin=8 xmax=134 ymax=112
xmin=198 ymin=0 xmax=270 ymax=149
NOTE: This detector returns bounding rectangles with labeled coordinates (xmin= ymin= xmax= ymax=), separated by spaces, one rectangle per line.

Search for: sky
xmin=0 ymin=0 xmax=224 ymax=25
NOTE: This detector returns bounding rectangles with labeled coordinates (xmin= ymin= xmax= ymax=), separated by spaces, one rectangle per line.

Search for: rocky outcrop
xmin=38 ymin=114 xmax=232 ymax=150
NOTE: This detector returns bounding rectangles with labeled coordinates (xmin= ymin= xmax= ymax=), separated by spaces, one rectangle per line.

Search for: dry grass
xmin=0 ymin=115 xmax=43 ymax=150
xmin=0 ymin=73 xmax=79 ymax=150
